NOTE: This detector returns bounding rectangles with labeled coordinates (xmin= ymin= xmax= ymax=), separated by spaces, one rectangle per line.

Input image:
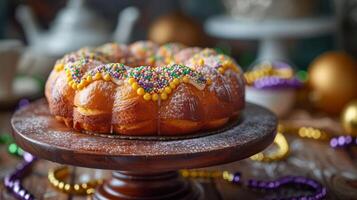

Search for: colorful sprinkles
xmin=128 ymin=64 xmax=207 ymax=101
xmin=190 ymin=54 xmax=240 ymax=74
xmin=155 ymin=43 xmax=185 ymax=65
xmin=55 ymin=43 xmax=241 ymax=101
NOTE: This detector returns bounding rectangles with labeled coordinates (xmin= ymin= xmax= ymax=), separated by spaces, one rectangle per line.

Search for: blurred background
xmin=2 ymin=1 xmax=357 ymax=199
xmin=0 ymin=0 xmax=352 ymax=108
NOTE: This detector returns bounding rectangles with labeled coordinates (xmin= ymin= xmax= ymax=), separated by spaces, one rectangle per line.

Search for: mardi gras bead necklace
xmin=0 ymin=134 xmax=24 ymax=157
xmin=2 ymin=99 xmax=37 ymax=200
xmin=280 ymin=124 xmax=331 ymax=141
xmin=330 ymin=135 xmax=357 ymax=148
xmin=250 ymin=132 xmax=289 ymax=162
xmin=280 ymin=122 xmax=357 ymax=150
xmin=48 ymin=166 xmax=103 ymax=195
xmin=46 ymin=165 xmax=326 ymax=200
xmin=46 ymin=131 xmax=317 ymax=199
xmin=244 ymin=61 xmax=303 ymax=89
xmin=181 ymin=169 xmax=326 ymax=200
xmin=3 ymin=152 xmax=37 ymax=200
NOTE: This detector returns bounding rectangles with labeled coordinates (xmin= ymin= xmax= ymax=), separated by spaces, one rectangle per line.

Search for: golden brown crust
xmin=159 ymin=84 xmax=204 ymax=135
xmin=46 ymin=71 xmax=75 ymax=118
xmin=55 ymin=116 xmax=73 ymax=128
xmin=45 ymin=42 xmax=245 ymax=136
xmin=73 ymin=110 xmax=112 ymax=133
xmin=74 ymin=80 xmax=117 ymax=111
xmin=112 ymin=82 xmax=158 ymax=135
xmin=72 ymin=80 xmax=117 ymax=133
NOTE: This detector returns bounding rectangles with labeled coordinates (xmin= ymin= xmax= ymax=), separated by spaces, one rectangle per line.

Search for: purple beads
xmin=232 ymin=172 xmax=241 ymax=184
xmin=254 ymin=76 xmax=303 ymax=89
xmin=17 ymin=99 xmax=30 ymax=109
xmin=330 ymin=136 xmax=356 ymax=148
xmin=247 ymin=176 xmax=327 ymax=200
xmin=3 ymin=152 xmax=37 ymax=200
xmin=3 ymin=100 xmax=36 ymax=200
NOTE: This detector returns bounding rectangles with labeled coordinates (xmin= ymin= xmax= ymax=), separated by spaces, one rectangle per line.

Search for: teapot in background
xmin=16 ymin=0 xmax=139 ymax=79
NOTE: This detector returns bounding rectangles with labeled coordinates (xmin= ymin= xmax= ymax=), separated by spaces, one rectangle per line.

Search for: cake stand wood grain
xmin=11 ymin=99 xmax=277 ymax=200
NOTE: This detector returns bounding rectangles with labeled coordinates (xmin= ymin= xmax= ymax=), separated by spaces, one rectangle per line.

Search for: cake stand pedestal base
xmin=94 ymin=171 xmax=202 ymax=200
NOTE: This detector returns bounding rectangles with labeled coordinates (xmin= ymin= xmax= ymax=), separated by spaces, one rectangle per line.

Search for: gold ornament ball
xmin=148 ymin=12 xmax=204 ymax=46
xmin=341 ymin=100 xmax=357 ymax=136
xmin=309 ymin=51 xmax=357 ymax=115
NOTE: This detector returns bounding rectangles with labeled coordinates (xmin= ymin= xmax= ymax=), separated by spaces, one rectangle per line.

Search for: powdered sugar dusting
xmin=12 ymin=99 xmax=276 ymax=170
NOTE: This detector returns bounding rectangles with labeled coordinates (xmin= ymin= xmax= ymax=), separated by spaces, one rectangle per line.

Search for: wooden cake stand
xmin=11 ymin=99 xmax=277 ymax=200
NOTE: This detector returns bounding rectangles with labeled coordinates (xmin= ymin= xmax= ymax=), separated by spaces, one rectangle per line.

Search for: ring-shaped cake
xmin=45 ymin=41 xmax=245 ymax=136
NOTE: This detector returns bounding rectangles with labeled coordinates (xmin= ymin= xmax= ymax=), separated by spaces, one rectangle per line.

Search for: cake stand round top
xmin=11 ymin=99 xmax=277 ymax=172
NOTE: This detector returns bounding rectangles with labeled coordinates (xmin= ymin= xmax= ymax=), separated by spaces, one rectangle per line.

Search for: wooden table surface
xmin=1 ymin=101 xmax=357 ymax=200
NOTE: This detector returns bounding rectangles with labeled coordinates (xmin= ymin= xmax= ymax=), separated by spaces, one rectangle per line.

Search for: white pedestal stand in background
xmin=204 ymin=16 xmax=337 ymax=60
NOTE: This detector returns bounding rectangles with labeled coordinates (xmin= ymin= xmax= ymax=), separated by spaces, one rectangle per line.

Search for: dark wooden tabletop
xmin=1 ymin=101 xmax=357 ymax=200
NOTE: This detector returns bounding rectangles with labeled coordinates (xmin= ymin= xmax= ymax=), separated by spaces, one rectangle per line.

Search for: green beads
xmin=8 ymin=143 xmax=24 ymax=157
xmin=0 ymin=133 xmax=24 ymax=157
xmin=0 ymin=134 xmax=12 ymax=144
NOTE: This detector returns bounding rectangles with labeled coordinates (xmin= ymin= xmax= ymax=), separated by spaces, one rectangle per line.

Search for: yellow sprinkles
xmin=56 ymin=46 xmax=241 ymax=101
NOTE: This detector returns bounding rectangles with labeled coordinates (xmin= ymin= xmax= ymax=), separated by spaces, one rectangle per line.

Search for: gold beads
xmin=169 ymin=82 xmax=176 ymax=89
xmin=250 ymin=132 xmax=289 ymax=162
xmin=143 ymin=93 xmax=152 ymax=101
xmin=68 ymin=80 xmax=74 ymax=86
xmin=68 ymin=79 xmax=78 ymax=90
xmin=94 ymin=72 xmax=101 ymax=80
xmin=131 ymin=82 xmax=139 ymax=90
xmin=160 ymin=92 xmax=168 ymax=100
xmin=222 ymin=171 xmax=234 ymax=182
xmin=276 ymin=68 xmax=293 ymax=78
xmin=164 ymin=87 xmax=172 ymax=94
xmin=180 ymin=169 xmax=239 ymax=184
xmin=71 ymin=83 xmax=77 ymax=90
xmin=48 ymin=166 xmax=103 ymax=195
xmin=180 ymin=170 xmax=222 ymax=179
xmin=130 ymin=78 xmax=179 ymax=101
xmin=298 ymin=127 xmax=329 ymax=140
xmin=128 ymin=77 xmax=136 ymax=84
xmin=181 ymin=170 xmax=190 ymax=177
xmin=103 ymin=74 xmax=111 ymax=81
xmin=173 ymin=78 xmax=180 ymax=85
xmin=280 ymin=123 xmax=331 ymax=141
xmin=86 ymin=75 xmax=92 ymax=82
xmin=137 ymin=88 xmax=145 ymax=96
xmin=77 ymin=81 xmax=85 ymax=90
xmin=152 ymin=93 xmax=159 ymax=101
xmin=244 ymin=63 xmax=294 ymax=86
xmin=66 ymin=73 xmax=94 ymax=91
xmin=213 ymin=59 xmax=239 ymax=74
xmin=182 ymin=76 xmax=189 ymax=83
